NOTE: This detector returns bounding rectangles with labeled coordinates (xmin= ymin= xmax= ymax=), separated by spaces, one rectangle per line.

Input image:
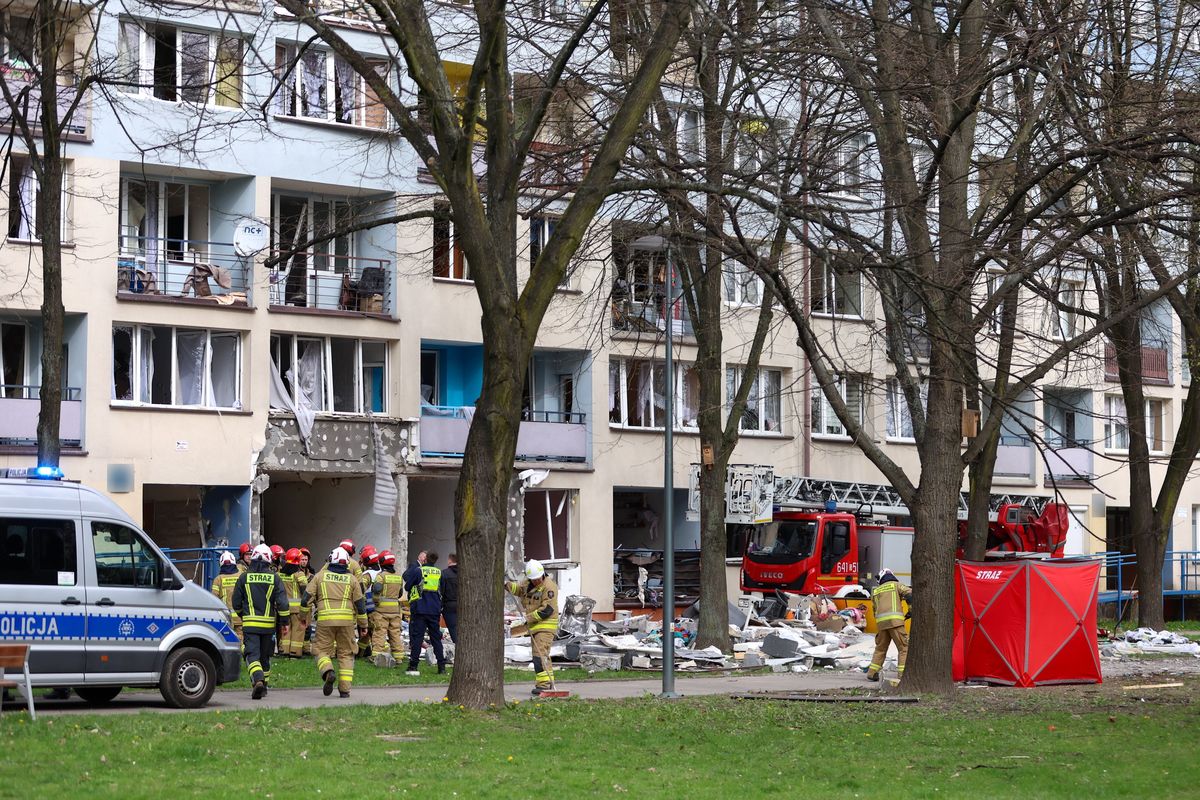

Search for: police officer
xmin=403 ymin=550 xmax=446 ymax=676
xmin=304 ymin=547 xmax=368 ymax=698
xmin=280 ymin=548 xmax=308 ymax=657
xmin=371 ymin=551 xmax=406 ymax=667
xmin=210 ymin=551 xmax=242 ymax=644
xmin=867 ymin=569 xmax=913 ymax=682
xmin=232 ymin=544 xmax=290 ymax=699
xmin=506 ymin=559 xmax=559 ymax=696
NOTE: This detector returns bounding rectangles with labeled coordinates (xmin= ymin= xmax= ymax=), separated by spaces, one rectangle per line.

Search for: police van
xmin=0 ymin=469 xmax=241 ymax=708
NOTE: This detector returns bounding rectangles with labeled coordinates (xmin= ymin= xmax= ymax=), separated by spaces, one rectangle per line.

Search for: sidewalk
xmin=24 ymin=669 xmax=872 ymax=716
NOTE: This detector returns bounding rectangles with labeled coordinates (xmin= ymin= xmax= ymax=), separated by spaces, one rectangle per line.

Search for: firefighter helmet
xmin=525 ymin=559 xmax=545 ymax=580
xmin=270 ymin=544 xmax=285 ymax=562
xmin=339 ymin=538 xmax=355 ymax=555
xmin=219 ymin=551 xmax=236 ymax=566
xmin=239 ymin=542 xmax=251 ymax=556
xmin=330 ymin=547 xmax=350 ymax=566
xmin=284 ymin=547 xmax=303 ymax=565
xmin=379 ymin=550 xmax=396 ymax=566
xmin=251 ymin=544 xmax=273 ymax=563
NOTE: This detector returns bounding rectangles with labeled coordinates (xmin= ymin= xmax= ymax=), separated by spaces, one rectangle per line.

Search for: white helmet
xmin=251 ymin=544 xmax=273 ymax=563
xmin=524 ymin=559 xmax=545 ymax=580
xmin=329 ymin=546 xmax=350 ymax=566
xmin=219 ymin=551 xmax=236 ymax=566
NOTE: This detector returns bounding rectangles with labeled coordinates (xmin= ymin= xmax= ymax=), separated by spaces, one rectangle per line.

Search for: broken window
xmin=811 ymin=252 xmax=862 ymax=316
xmin=118 ymin=20 xmax=244 ymax=107
xmin=118 ymin=177 xmax=210 ymax=264
xmin=274 ymin=42 xmax=389 ymax=128
xmin=111 ymin=325 xmax=241 ymax=408
xmin=610 ymin=358 xmax=700 ymax=430
xmin=8 ymin=155 xmax=72 ymax=242
xmin=726 ymin=366 xmax=783 ymax=433
xmin=270 ymin=333 xmax=387 ymax=415
xmin=433 ymin=202 xmax=468 ymax=280
xmin=524 ymin=489 xmax=572 ymax=562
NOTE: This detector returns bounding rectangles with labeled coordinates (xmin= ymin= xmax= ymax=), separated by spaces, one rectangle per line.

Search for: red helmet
xmin=299 ymin=547 xmax=311 ymax=557
xmin=239 ymin=542 xmax=251 ymax=556
xmin=360 ymin=545 xmax=378 ymax=566
xmin=269 ymin=544 xmax=285 ymax=563
xmin=285 ymin=547 xmax=303 ymax=565
xmin=380 ymin=550 xmax=396 ymax=566
xmin=339 ymin=538 xmax=355 ymax=555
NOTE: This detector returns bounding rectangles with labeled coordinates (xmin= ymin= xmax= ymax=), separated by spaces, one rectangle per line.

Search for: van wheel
xmin=159 ymin=647 xmax=215 ymax=709
xmin=75 ymin=686 xmax=122 ymax=705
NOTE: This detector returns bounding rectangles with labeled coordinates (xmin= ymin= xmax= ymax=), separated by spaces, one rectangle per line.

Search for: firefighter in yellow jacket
xmin=506 ymin=559 xmax=559 ymax=695
xmin=304 ymin=546 xmax=368 ymax=698
xmin=867 ymin=569 xmax=913 ymax=682
xmin=372 ymin=550 xmax=406 ymax=667
xmin=279 ymin=548 xmax=309 ymax=657
xmin=211 ymin=551 xmax=242 ymax=643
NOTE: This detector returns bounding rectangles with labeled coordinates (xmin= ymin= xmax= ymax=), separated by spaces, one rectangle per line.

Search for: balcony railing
xmin=1104 ymin=343 xmax=1170 ymax=384
xmin=270 ymin=251 xmax=392 ymax=315
xmin=611 ymin=298 xmax=693 ymax=337
xmin=117 ymin=235 xmax=251 ymax=305
xmin=420 ymin=404 xmax=587 ymax=463
xmin=1044 ymin=446 xmax=1094 ymax=483
xmin=994 ymin=438 xmax=1035 ymax=480
xmin=0 ymin=68 xmax=89 ymax=138
xmin=0 ymin=386 xmax=82 ymax=447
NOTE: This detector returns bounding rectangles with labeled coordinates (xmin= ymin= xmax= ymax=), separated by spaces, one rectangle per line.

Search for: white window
xmin=811 ymin=374 xmax=864 ymax=438
xmin=726 ymin=366 xmax=783 ymax=433
xmin=1104 ymin=395 xmax=1167 ymax=452
xmin=833 ymin=135 xmax=867 ymax=194
xmin=275 ymin=43 xmax=389 ymax=128
xmin=737 ymin=117 xmax=772 ymax=173
xmin=1054 ymin=280 xmax=1082 ymax=340
xmin=523 ymin=489 xmax=572 ymax=562
xmin=723 ymin=258 xmax=762 ymax=306
xmin=811 ymin=254 xmax=862 ymax=316
xmin=529 ymin=214 xmax=573 ymax=288
xmin=609 ymin=358 xmax=700 ymax=430
xmin=0 ymin=13 xmax=35 ymax=68
xmin=111 ymin=325 xmax=241 ymax=409
xmin=118 ymin=177 xmax=210 ymax=262
xmin=672 ymin=105 xmax=701 ymax=161
xmin=270 ymin=334 xmax=387 ymax=415
xmin=433 ymin=202 xmax=468 ymax=280
xmin=885 ymin=377 xmax=927 ymax=440
xmin=985 ymin=271 xmax=1010 ymax=335
xmin=117 ymin=20 xmax=243 ymax=108
xmin=6 ymin=155 xmax=73 ymax=242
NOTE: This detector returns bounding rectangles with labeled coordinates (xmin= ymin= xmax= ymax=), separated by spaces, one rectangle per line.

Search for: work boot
xmin=322 ymin=670 xmax=335 ymax=696
xmin=252 ymin=681 xmax=267 ymax=700
xmin=338 ymin=690 xmax=351 ymax=698
xmin=866 ymin=672 xmax=880 ymax=682
xmin=531 ymin=686 xmax=544 ymax=697
xmin=437 ymin=665 xmax=447 ymax=675
xmin=405 ymin=666 xmax=420 ymax=677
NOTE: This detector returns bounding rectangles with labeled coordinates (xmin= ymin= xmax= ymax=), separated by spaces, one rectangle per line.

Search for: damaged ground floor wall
xmin=260 ymin=474 xmax=406 ymax=559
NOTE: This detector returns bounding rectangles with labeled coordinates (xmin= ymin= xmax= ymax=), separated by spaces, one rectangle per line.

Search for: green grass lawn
xmin=2 ymin=682 xmax=1197 ymax=799
xmin=219 ymin=655 xmax=751 ymax=689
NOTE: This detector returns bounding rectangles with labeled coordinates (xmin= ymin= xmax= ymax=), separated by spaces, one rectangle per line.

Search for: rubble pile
xmin=500 ymin=594 xmax=878 ymax=674
xmin=1103 ymin=628 xmax=1200 ymax=658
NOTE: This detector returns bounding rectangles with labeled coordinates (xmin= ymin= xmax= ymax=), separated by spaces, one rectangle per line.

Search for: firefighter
xmin=298 ymin=547 xmax=315 ymax=655
xmin=505 ymin=559 xmax=559 ymax=695
xmin=403 ymin=551 xmax=446 ymax=676
xmin=210 ymin=551 xmax=242 ymax=644
xmin=270 ymin=545 xmax=285 ymax=572
xmin=867 ymin=569 xmax=912 ymax=682
xmin=357 ymin=546 xmax=380 ymax=658
xmin=237 ymin=542 xmax=252 ymax=574
xmin=339 ymin=538 xmax=363 ymax=577
xmin=280 ymin=548 xmax=309 ymax=657
xmin=371 ymin=550 xmax=406 ymax=667
xmin=304 ymin=546 xmax=368 ymax=698
xmin=232 ymin=544 xmax=290 ymax=699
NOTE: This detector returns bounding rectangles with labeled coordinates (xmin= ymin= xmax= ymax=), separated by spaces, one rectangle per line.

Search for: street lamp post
xmin=661 ymin=245 xmax=679 ymax=699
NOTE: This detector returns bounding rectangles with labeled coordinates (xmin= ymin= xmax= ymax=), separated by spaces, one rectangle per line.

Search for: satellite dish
xmin=233 ymin=217 xmax=270 ymax=257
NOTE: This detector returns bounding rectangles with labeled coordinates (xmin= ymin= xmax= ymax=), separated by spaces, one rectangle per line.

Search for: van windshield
xmin=747 ymin=521 xmax=817 ymax=559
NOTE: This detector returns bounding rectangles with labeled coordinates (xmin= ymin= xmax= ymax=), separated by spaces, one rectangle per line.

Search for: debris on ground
xmin=1110 ymin=628 xmax=1200 ymax=657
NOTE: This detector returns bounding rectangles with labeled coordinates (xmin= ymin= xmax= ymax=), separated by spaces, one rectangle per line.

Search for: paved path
xmin=12 ymin=670 xmax=870 ymax=716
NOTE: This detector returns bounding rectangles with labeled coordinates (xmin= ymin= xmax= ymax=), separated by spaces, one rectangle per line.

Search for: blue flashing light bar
xmin=0 ymin=466 xmax=65 ymax=480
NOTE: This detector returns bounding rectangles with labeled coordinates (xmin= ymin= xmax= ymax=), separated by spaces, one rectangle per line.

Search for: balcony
xmin=0 ymin=386 xmax=82 ymax=448
xmin=994 ymin=439 xmax=1035 ymax=482
xmin=269 ymin=252 xmax=392 ymax=315
xmin=116 ymin=236 xmax=250 ymax=307
xmin=0 ymin=68 xmax=89 ymax=139
xmin=1044 ymin=446 xmax=1094 ymax=485
xmin=1104 ymin=343 xmax=1170 ymax=384
xmin=420 ymin=406 xmax=588 ymax=463
xmin=611 ymin=298 xmax=693 ymax=339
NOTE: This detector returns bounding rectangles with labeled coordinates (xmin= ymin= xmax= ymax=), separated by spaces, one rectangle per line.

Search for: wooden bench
xmin=0 ymin=644 xmax=36 ymax=721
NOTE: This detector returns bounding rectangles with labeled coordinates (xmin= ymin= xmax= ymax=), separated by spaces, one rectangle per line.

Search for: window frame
xmin=7 ymin=154 xmax=73 ymax=243
xmin=522 ymin=488 xmax=573 ymax=564
xmin=811 ymin=374 xmax=864 ymax=440
xmin=723 ymin=257 xmax=763 ymax=307
xmin=91 ymin=520 xmax=160 ymax=589
xmin=111 ymin=324 xmax=243 ymax=410
xmin=811 ymin=253 xmax=863 ymax=318
xmin=274 ymin=41 xmax=390 ymax=129
xmin=1101 ymin=395 xmax=1163 ymax=454
xmin=726 ymin=365 xmax=784 ymax=435
xmin=608 ymin=357 xmax=700 ymax=431
xmin=433 ymin=202 xmax=469 ymax=281
xmin=270 ymin=333 xmax=388 ymax=416
xmin=117 ymin=19 xmax=244 ymax=109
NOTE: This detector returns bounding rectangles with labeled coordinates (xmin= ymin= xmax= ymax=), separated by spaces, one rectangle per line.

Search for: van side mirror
xmin=159 ymin=569 xmax=180 ymax=591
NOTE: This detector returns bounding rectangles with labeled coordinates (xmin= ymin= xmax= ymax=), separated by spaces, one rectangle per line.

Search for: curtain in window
xmin=294 ymin=341 xmax=325 ymax=412
xmin=179 ymin=32 xmax=209 ymax=103
xmin=334 ymin=55 xmax=356 ymax=123
xmin=143 ymin=180 xmax=160 ymax=277
xmin=208 ymin=333 xmax=238 ymax=408
xmin=214 ymin=37 xmax=242 ymax=108
xmin=608 ymin=360 xmax=620 ymax=423
xmin=138 ymin=328 xmax=155 ymax=404
xmin=680 ymin=365 xmax=699 ymax=427
xmin=300 ymin=51 xmax=326 ymax=116
xmin=14 ymin=161 xmax=35 ymax=240
xmin=175 ymin=330 xmax=206 ymax=405
xmin=763 ymin=370 xmax=781 ymax=432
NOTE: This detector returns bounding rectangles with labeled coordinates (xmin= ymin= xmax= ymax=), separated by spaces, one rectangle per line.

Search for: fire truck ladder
xmin=771 ymin=475 xmax=1055 ymax=521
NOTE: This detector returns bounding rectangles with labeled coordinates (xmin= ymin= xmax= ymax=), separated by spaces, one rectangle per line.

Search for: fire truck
xmin=693 ymin=468 xmax=1070 ymax=595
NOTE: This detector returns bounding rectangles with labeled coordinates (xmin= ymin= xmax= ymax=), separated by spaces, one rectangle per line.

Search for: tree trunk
xmin=1134 ymin=520 xmax=1167 ymax=630
xmin=963 ymin=432 xmax=999 ymax=561
xmin=695 ymin=442 xmax=730 ymax=650
xmin=446 ymin=334 xmax=525 ymax=708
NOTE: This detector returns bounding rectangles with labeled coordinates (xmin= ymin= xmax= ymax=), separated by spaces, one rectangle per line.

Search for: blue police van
xmin=0 ymin=471 xmax=241 ymax=708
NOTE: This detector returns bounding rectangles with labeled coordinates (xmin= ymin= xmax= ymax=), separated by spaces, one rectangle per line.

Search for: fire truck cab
xmin=740 ymin=511 xmax=859 ymax=594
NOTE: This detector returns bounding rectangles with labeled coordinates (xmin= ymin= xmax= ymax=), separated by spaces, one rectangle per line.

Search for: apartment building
xmin=2 ymin=2 xmax=1197 ymax=615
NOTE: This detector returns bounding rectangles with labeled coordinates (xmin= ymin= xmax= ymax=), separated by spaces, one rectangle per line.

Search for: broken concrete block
xmin=631 ymin=655 xmax=653 ymax=669
xmin=580 ymin=652 xmax=623 ymax=672
xmin=761 ymin=632 xmax=804 ymax=658
xmin=742 ymin=652 xmax=765 ymax=668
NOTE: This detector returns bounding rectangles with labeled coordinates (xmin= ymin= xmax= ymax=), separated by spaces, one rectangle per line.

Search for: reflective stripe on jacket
xmin=307 ymin=568 xmax=367 ymax=627
xmin=872 ymin=581 xmax=908 ymax=629
xmin=374 ymin=572 xmax=406 ymax=614
xmin=508 ymin=576 xmax=559 ymax=633
xmin=211 ymin=573 xmax=241 ymax=620
xmin=232 ymin=569 xmax=290 ymax=631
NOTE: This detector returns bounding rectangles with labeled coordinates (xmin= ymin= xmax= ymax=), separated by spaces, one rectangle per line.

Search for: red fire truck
xmin=729 ymin=474 xmax=1070 ymax=595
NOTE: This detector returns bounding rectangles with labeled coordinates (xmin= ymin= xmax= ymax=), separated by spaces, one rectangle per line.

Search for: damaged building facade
xmin=3 ymin=3 xmax=1200 ymax=616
